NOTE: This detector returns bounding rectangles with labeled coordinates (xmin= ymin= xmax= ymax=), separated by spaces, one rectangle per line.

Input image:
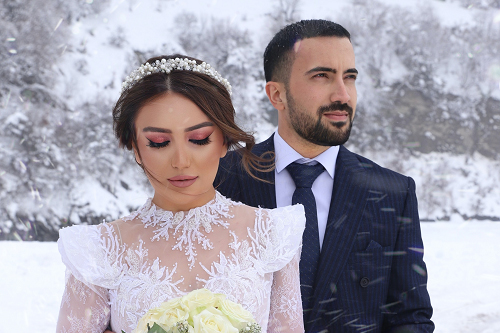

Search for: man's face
xmin=282 ymin=36 xmax=357 ymax=147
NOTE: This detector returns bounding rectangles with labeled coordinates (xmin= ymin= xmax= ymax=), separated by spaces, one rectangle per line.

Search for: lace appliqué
xmin=197 ymin=230 xmax=268 ymax=318
xmin=58 ymin=274 xmax=111 ymax=333
xmin=122 ymin=192 xmax=240 ymax=269
xmin=60 ymin=306 xmax=110 ymax=333
xmin=113 ymin=240 xmax=184 ymax=326
xmin=268 ymin=250 xmax=303 ymax=330
xmin=69 ymin=277 xmax=90 ymax=304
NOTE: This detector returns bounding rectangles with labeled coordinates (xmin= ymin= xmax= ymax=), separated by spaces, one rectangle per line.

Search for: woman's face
xmin=133 ymin=92 xmax=227 ymax=212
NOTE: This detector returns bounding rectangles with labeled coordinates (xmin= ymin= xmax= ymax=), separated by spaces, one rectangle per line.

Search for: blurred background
xmin=1 ymin=0 xmax=500 ymax=241
xmin=1 ymin=0 xmax=500 ymax=332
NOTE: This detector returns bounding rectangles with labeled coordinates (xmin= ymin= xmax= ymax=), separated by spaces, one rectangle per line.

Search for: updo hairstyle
xmin=112 ymin=54 xmax=271 ymax=180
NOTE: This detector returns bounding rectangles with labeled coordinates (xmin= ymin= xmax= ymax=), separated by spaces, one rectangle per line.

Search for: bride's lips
xmin=323 ymin=111 xmax=349 ymax=122
xmin=168 ymin=175 xmax=198 ymax=188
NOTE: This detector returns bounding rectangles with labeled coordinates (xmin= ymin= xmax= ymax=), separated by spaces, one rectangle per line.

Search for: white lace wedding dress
xmin=56 ymin=191 xmax=305 ymax=333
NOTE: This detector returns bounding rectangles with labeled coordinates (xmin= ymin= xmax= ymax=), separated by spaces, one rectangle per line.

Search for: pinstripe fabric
xmin=215 ymin=135 xmax=434 ymax=333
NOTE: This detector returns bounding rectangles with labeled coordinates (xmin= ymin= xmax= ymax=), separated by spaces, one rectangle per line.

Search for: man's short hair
xmin=264 ymin=19 xmax=351 ymax=83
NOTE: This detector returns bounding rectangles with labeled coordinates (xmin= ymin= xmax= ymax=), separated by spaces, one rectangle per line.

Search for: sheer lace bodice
xmin=56 ymin=192 xmax=305 ymax=333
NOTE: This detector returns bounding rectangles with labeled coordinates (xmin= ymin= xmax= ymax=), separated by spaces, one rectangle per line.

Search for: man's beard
xmin=287 ymin=93 xmax=354 ymax=147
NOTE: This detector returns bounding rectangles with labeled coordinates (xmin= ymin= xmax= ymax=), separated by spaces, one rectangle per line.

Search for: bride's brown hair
xmin=113 ymin=54 xmax=273 ymax=181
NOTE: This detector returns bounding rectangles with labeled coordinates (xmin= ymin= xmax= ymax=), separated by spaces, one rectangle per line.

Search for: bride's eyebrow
xmin=184 ymin=122 xmax=214 ymax=132
xmin=142 ymin=122 xmax=214 ymax=133
xmin=142 ymin=127 xmax=171 ymax=133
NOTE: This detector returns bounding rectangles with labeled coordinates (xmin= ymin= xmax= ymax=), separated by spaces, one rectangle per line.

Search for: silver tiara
xmin=121 ymin=57 xmax=232 ymax=95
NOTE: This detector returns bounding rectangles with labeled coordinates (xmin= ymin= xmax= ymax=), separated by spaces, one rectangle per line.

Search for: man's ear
xmin=265 ymin=81 xmax=286 ymax=111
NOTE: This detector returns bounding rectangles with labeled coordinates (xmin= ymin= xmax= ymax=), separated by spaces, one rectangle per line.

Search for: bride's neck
xmin=151 ymin=187 xmax=217 ymax=212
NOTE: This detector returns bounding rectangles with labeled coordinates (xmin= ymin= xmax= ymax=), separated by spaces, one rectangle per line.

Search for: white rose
xmin=133 ymin=298 xmax=189 ymax=333
xmin=180 ymin=289 xmax=218 ymax=317
xmin=216 ymin=298 xmax=255 ymax=330
xmin=193 ymin=307 xmax=238 ymax=333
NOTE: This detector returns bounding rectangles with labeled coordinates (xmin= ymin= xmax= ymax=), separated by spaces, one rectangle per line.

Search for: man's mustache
xmin=318 ymin=102 xmax=353 ymax=118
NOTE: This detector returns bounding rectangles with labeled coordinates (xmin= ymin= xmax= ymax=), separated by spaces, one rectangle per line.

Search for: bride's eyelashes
xmin=147 ymin=138 xmax=170 ymax=148
xmin=145 ymin=134 xmax=212 ymax=148
xmin=189 ymin=135 xmax=211 ymax=146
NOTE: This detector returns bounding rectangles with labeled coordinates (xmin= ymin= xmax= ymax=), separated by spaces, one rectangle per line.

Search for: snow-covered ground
xmin=1 ymin=220 xmax=499 ymax=332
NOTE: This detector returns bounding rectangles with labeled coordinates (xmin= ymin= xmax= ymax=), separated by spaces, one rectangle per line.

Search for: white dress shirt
xmin=274 ymin=131 xmax=339 ymax=251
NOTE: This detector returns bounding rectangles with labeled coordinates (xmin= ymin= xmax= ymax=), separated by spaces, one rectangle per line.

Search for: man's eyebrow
xmin=305 ymin=67 xmax=359 ymax=75
xmin=306 ymin=67 xmax=337 ymax=75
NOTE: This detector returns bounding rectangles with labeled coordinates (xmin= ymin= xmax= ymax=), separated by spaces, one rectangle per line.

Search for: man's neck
xmin=277 ymin=127 xmax=330 ymax=159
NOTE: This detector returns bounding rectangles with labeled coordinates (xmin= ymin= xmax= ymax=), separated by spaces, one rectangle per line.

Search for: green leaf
xmin=147 ymin=322 xmax=168 ymax=333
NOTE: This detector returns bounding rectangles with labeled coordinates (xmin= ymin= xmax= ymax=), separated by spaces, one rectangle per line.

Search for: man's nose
xmin=330 ymin=79 xmax=351 ymax=104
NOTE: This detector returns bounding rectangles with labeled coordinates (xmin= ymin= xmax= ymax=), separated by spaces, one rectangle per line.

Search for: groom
xmin=215 ymin=20 xmax=434 ymax=332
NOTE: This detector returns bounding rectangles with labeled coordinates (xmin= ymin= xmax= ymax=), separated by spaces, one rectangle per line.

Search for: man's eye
xmin=190 ymin=136 xmax=211 ymax=146
xmin=147 ymin=139 xmax=170 ymax=148
xmin=314 ymin=73 xmax=328 ymax=78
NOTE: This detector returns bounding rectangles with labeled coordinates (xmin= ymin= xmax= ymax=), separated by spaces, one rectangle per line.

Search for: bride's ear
xmin=220 ymin=141 xmax=228 ymax=158
xmin=132 ymin=144 xmax=142 ymax=166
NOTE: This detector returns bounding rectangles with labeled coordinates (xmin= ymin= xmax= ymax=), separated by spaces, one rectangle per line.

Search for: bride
xmin=56 ymin=55 xmax=305 ymax=333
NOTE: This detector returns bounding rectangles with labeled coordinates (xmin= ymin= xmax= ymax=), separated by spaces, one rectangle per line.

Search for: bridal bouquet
xmin=129 ymin=288 xmax=261 ymax=333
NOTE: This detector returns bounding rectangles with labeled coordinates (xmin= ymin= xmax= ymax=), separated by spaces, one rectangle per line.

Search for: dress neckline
xmin=123 ymin=191 xmax=240 ymax=269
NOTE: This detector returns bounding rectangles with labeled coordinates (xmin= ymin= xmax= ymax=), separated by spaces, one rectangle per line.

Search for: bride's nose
xmin=171 ymin=144 xmax=191 ymax=169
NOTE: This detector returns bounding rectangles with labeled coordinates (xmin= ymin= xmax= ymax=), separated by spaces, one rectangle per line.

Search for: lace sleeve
xmin=250 ymin=204 xmax=305 ymax=332
xmin=268 ymin=247 xmax=304 ymax=332
xmin=58 ymin=224 xmax=125 ymax=294
xmin=56 ymin=223 xmax=124 ymax=332
xmin=56 ymin=270 xmax=111 ymax=333
xmin=251 ymin=204 xmax=306 ymax=274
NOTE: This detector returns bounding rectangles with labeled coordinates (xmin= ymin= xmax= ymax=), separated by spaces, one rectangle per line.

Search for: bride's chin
xmin=153 ymin=186 xmax=216 ymax=207
xmin=167 ymin=184 xmax=214 ymax=196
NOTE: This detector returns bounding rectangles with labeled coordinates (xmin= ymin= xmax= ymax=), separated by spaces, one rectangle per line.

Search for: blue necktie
xmin=286 ymin=161 xmax=325 ymax=317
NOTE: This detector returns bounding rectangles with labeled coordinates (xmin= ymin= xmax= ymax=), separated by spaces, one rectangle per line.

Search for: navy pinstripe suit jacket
xmin=214 ymin=135 xmax=434 ymax=333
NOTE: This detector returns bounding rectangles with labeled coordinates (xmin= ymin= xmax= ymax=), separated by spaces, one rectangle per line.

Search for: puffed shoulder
xmin=58 ymin=223 xmax=124 ymax=290
xmin=250 ymin=204 xmax=305 ymax=274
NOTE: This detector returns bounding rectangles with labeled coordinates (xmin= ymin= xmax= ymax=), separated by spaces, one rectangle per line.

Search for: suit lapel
xmin=312 ymin=146 xmax=371 ymax=306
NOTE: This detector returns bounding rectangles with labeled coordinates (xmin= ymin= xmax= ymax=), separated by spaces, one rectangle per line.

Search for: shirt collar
xmin=274 ymin=130 xmax=339 ymax=178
